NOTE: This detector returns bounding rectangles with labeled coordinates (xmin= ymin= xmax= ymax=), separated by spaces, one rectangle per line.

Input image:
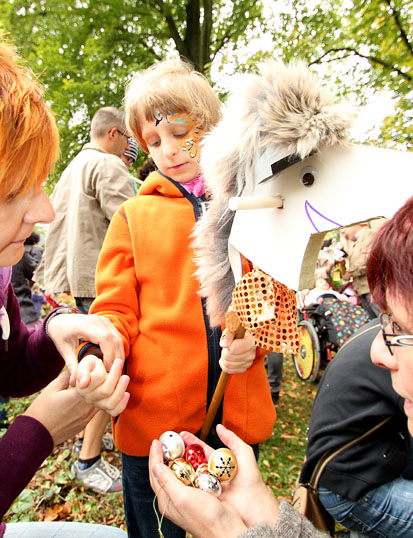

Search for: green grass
xmin=2 ymin=357 xmax=317 ymax=532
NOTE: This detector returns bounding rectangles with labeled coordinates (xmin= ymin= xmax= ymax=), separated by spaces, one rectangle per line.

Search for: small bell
xmin=194 ymin=469 xmax=222 ymax=496
xmin=184 ymin=443 xmax=207 ymax=470
xmin=168 ymin=458 xmax=196 ymax=486
xmin=159 ymin=431 xmax=185 ymax=462
xmin=208 ymin=447 xmax=238 ymax=482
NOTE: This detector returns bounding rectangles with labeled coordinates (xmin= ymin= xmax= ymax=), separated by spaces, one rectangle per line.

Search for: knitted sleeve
xmin=238 ymin=501 xmax=330 ymax=538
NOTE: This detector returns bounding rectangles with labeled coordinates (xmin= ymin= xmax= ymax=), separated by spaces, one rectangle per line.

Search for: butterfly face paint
xmin=155 ymin=111 xmax=202 ymax=159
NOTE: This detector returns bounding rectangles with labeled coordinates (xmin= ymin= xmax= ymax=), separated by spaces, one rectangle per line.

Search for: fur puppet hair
xmin=193 ymin=60 xmax=354 ymax=327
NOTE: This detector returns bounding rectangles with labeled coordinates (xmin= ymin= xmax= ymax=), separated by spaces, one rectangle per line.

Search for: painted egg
xmin=208 ymin=447 xmax=238 ymax=482
xmin=168 ymin=458 xmax=196 ymax=486
xmin=159 ymin=431 xmax=185 ymax=461
xmin=194 ymin=469 xmax=222 ymax=496
xmin=184 ymin=444 xmax=207 ymax=470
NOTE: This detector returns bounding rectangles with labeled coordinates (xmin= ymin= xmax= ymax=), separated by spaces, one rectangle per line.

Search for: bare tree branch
xmin=385 ymin=0 xmax=413 ymax=54
xmin=310 ymin=47 xmax=412 ymax=81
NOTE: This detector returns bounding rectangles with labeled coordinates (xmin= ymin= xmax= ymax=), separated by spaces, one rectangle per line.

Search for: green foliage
xmin=0 ymin=0 xmax=264 ymax=188
xmin=269 ymin=0 xmax=412 ymax=149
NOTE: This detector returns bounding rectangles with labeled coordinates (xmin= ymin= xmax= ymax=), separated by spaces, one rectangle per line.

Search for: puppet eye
xmin=300 ymin=166 xmax=317 ymax=187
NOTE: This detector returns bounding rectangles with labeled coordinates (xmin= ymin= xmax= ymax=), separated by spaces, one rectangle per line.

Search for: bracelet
xmin=44 ymin=306 xmax=81 ymax=337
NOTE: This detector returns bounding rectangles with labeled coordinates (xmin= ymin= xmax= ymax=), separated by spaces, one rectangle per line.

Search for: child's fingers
xmin=98 ymin=374 xmax=130 ymax=416
xmin=76 ymin=355 xmax=100 ymax=389
xmin=98 ymin=358 xmax=126 ymax=396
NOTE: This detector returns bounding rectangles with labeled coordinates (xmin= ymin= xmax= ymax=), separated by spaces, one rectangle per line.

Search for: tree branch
xmin=310 ymin=47 xmax=412 ymax=81
xmin=385 ymin=0 xmax=413 ymax=54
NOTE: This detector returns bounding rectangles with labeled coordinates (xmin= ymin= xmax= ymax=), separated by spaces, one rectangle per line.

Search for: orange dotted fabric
xmin=225 ymin=267 xmax=299 ymax=354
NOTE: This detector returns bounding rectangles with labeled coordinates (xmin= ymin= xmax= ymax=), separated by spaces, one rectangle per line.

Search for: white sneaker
xmin=71 ymin=456 xmax=122 ymax=494
xmin=73 ymin=434 xmax=115 ymax=455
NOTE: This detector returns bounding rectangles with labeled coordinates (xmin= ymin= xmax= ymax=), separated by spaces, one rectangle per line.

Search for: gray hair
xmin=90 ymin=106 xmax=126 ymax=139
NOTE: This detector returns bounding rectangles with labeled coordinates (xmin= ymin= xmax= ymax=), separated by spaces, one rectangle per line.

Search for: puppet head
xmin=194 ymin=60 xmax=413 ymax=328
xmin=193 ymin=60 xmax=352 ymax=326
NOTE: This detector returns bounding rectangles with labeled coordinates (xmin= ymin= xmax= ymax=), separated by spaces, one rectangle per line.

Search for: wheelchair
xmin=292 ymin=295 xmax=370 ymax=382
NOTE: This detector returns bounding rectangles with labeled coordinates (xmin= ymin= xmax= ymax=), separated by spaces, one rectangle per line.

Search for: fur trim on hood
xmin=193 ymin=60 xmax=353 ymax=327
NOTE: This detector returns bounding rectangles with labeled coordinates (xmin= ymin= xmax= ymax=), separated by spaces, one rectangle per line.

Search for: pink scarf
xmin=180 ymin=175 xmax=206 ymax=198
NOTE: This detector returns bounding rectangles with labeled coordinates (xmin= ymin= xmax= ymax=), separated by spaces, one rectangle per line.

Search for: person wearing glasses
xmin=36 ymin=106 xmax=135 ymax=495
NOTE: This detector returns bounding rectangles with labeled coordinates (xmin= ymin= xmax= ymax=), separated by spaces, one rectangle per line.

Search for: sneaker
xmin=71 ymin=456 xmax=122 ymax=494
xmin=73 ymin=435 xmax=115 ymax=455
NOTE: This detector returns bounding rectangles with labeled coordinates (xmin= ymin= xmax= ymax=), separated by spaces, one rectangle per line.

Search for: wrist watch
xmin=44 ymin=306 xmax=81 ymax=337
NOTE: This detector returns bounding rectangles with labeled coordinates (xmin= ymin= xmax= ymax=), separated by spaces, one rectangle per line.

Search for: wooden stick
xmin=200 ymin=325 xmax=246 ymax=441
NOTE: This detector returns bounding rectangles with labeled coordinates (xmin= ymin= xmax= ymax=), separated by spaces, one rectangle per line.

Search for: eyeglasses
xmin=116 ymin=128 xmax=129 ymax=140
xmin=380 ymin=313 xmax=413 ymax=355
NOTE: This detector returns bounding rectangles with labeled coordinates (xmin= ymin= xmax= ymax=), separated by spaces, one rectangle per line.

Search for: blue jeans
xmin=121 ymin=453 xmax=185 ymax=538
xmin=4 ymin=522 xmax=126 ymax=537
xmin=319 ymin=478 xmax=413 ymax=537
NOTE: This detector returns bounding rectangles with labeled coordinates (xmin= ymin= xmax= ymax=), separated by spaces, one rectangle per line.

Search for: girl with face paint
xmin=75 ymin=60 xmax=277 ymax=538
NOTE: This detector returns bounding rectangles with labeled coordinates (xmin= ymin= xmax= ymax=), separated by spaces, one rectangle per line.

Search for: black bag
xmin=292 ymin=416 xmax=391 ymax=536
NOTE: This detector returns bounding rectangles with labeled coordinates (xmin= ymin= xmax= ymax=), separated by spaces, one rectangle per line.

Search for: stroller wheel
xmin=292 ymin=320 xmax=321 ymax=382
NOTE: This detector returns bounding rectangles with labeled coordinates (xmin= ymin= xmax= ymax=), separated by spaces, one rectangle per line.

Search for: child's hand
xmin=219 ymin=330 xmax=256 ymax=374
xmin=76 ymin=355 xmax=130 ymax=416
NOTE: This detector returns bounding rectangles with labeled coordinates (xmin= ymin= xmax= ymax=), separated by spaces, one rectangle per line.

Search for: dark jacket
xmin=11 ymin=249 xmax=40 ymax=324
xmin=300 ymin=320 xmax=410 ymax=501
xmin=0 ymin=285 xmax=64 ymax=531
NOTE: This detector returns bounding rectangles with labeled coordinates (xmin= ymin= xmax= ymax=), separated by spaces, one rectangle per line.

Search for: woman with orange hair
xmin=0 ymin=40 xmax=126 ymax=537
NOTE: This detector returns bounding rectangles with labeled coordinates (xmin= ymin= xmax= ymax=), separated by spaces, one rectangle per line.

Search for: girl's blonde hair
xmin=0 ymin=39 xmax=59 ymax=201
xmin=124 ymin=59 xmax=222 ymax=152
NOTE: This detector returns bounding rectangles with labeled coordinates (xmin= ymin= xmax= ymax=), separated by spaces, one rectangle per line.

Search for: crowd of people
xmin=1 ymin=34 xmax=413 ymax=538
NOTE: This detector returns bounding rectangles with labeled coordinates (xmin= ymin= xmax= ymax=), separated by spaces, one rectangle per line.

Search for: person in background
xmin=11 ymin=232 xmax=43 ymax=328
xmin=137 ymin=157 xmax=156 ymax=183
xmin=0 ymin=38 xmax=126 ymax=538
xmin=266 ymin=352 xmax=283 ymax=405
xmin=37 ymin=105 xmax=136 ymax=495
xmin=341 ymin=219 xmax=386 ymax=319
xmin=121 ymin=137 xmax=139 ymax=169
xmin=121 ymin=138 xmax=143 ymax=193
xmin=303 ymin=277 xmax=350 ymax=307
xmin=31 ymin=282 xmax=47 ymax=318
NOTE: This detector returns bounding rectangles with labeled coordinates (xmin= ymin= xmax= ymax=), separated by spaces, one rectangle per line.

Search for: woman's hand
xmin=46 ymin=313 xmax=124 ymax=385
xmin=24 ymin=370 xmax=97 ymax=445
xmin=219 ymin=330 xmax=256 ymax=374
xmin=149 ymin=436 xmax=247 ymax=538
xmin=182 ymin=425 xmax=279 ymax=529
xmin=149 ymin=425 xmax=279 ymax=536
xmin=75 ymin=355 xmax=130 ymax=416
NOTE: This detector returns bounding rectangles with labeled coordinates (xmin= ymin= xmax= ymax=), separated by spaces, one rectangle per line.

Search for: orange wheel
xmin=292 ymin=320 xmax=321 ymax=382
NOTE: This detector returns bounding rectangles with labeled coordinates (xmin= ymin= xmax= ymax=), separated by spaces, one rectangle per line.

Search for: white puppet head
xmin=193 ymin=60 xmax=412 ymax=327
xmin=193 ymin=60 xmax=352 ymax=326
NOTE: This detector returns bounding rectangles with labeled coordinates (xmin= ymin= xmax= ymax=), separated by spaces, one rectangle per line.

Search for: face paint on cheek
xmin=168 ymin=112 xmax=202 ymax=159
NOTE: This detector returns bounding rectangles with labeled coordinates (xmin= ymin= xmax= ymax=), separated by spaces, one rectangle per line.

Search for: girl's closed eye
xmin=174 ymin=130 xmax=189 ymax=139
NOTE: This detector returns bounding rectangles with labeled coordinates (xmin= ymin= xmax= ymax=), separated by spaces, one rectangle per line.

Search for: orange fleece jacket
xmin=91 ymin=171 xmax=276 ymax=456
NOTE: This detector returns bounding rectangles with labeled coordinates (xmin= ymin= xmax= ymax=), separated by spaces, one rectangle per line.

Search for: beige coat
xmin=37 ymin=142 xmax=135 ymax=297
xmin=347 ymin=218 xmax=387 ymax=295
